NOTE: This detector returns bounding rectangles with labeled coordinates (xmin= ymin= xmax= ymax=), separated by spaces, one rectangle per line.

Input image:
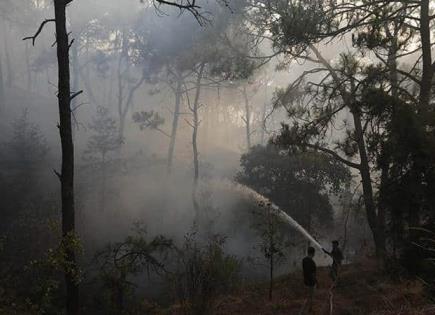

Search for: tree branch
xmin=302 ymin=143 xmax=361 ymax=170
xmin=23 ymin=19 xmax=55 ymax=46
xmin=53 ymin=169 xmax=62 ymax=180
xmin=154 ymin=127 xmax=171 ymax=138
xmin=70 ymin=90 xmax=83 ymax=101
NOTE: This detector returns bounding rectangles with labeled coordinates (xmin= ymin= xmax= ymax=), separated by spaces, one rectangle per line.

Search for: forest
xmin=0 ymin=0 xmax=434 ymax=314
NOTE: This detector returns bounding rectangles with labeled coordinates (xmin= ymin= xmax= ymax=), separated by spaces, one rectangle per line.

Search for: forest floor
xmin=205 ymin=259 xmax=435 ymax=315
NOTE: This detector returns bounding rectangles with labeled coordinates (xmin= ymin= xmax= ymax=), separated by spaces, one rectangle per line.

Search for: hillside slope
xmin=211 ymin=260 xmax=434 ymax=315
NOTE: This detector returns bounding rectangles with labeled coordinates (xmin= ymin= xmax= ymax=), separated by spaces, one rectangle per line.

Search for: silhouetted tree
xmin=84 ymin=106 xmax=122 ymax=212
xmin=252 ymin=202 xmax=288 ymax=300
xmin=247 ymin=0 xmax=435 ymax=263
xmin=24 ymin=1 xmax=83 ymax=313
xmin=237 ymin=144 xmax=349 ymax=231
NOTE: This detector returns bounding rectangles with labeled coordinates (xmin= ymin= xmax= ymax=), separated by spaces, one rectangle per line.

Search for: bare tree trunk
xmin=167 ymin=78 xmax=182 ymax=173
xmin=71 ymin=44 xmax=79 ymax=106
xmin=309 ymin=44 xmax=386 ymax=262
xmin=406 ymin=0 xmax=433 ymax=234
xmin=192 ymin=64 xmax=205 ymax=185
xmin=352 ymin=108 xmax=385 ymax=261
xmin=378 ymin=33 xmax=399 ymax=253
xmin=419 ymin=0 xmax=433 ymax=115
xmin=191 ymin=63 xmax=205 ymax=220
xmin=242 ymin=86 xmax=252 ymax=149
xmin=387 ymin=44 xmax=398 ymax=99
xmin=117 ymin=29 xmax=131 ymax=142
xmin=54 ymin=1 xmax=79 ymax=313
xmin=117 ymin=50 xmax=125 ymax=141
xmin=71 ymin=43 xmax=80 ymax=135
xmin=349 ymin=74 xmax=386 ymax=262
xmin=77 ymin=40 xmax=98 ymax=107
xmin=260 ymin=85 xmax=268 ymax=145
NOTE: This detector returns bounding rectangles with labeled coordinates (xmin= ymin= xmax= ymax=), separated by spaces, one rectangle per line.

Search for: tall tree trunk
xmin=71 ymin=44 xmax=80 ymax=108
xmin=260 ymin=84 xmax=268 ymax=145
xmin=54 ymin=1 xmax=79 ymax=314
xmin=352 ymin=109 xmax=385 ymax=261
xmin=117 ymin=29 xmax=131 ymax=142
xmin=309 ymin=44 xmax=386 ymax=261
xmin=387 ymin=43 xmax=399 ymax=99
xmin=117 ymin=50 xmax=125 ymax=141
xmin=191 ymin=63 xmax=205 ymax=220
xmin=411 ymin=0 xmax=433 ymax=232
xmin=350 ymin=75 xmax=386 ymax=262
xmin=242 ymin=85 xmax=252 ymax=149
xmin=419 ymin=0 xmax=433 ymax=115
xmin=378 ymin=34 xmax=399 ymax=253
xmin=167 ymin=78 xmax=182 ymax=173
xmin=71 ymin=43 xmax=80 ymax=135
xmin=192 ymin=63 xmax=205 ymax=185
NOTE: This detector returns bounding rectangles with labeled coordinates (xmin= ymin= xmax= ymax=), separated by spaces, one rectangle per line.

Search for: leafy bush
xmin=170 ymin=232 xmax=241 ymax=315
xmin=94 ymin=224 xmax=173 ymax=314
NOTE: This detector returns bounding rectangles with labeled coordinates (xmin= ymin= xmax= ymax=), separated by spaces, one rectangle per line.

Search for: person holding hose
xmin=323 ymin=240 xmax=343 ymax=283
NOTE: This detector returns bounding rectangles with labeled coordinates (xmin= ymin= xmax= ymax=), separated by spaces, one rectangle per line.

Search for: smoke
xmin=0 ymin=0 xmax=365 ymax=288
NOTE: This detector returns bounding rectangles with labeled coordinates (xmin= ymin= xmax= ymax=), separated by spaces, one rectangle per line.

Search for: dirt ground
xmin=211 ymin=259 xmax=435 ymax=315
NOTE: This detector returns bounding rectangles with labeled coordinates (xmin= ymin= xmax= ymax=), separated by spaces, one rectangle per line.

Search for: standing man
xmin=302 ymin=246 xmax=317 ymax=313
xmin=323 ymin=240 xmax=344 ymax=283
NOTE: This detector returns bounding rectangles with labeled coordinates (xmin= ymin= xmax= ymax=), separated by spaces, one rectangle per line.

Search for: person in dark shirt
xmin=323 ymin=240 xmax=343 ymax=283
xmin=302 ymin=246 xmax=317 ymax=313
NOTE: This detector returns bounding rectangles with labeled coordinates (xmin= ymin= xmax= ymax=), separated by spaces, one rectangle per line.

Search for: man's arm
xmin=322 ymin=248 xmax=331 ymax=256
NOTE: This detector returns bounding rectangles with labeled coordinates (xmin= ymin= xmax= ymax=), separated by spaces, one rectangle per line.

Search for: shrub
xmin=170 ymin=232 xmax=241 ymax=315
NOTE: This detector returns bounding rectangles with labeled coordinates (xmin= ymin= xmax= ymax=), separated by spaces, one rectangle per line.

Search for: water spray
xmin=207 ymin=179 xmax=324 ymax=251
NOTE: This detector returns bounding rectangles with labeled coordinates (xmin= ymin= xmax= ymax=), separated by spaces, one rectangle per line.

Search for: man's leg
xmin=330 ymin=264 xmax=337 ymax=282
xmin=307 ymin=285 xmax=314 ymax=312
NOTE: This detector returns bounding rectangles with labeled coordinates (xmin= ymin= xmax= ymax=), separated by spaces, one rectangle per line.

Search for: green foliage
xmin=400 ymin=227 xmax=435 ymax=294
xmin=22 ymin=222 xmax=83 ymax=314
xmin=250 ymin=202 xmax=288 ymax=300
xmin=237 ymin=144 xmax=350 ymax=228
xmin=0 ymin=111 xmax=60 ymax=313
xmin=250 ymin=0 xmax=342 ymax=61
xmin=132 ymin=110 xmax=165 ymax=132
xmin=4 ymin=109 xmax=49 ymax=167
xmin=252 ymin=203 xmax=288 ymax=264
xmin=83 ymin=106 xmax=122 ymax=162
xmin=94 ymin=224 xmax=173 ymax=314
xmin=170 ymin=231 xmax=241 ymax=315
xmin=259 ymin=0 xmax=435 ymax=263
